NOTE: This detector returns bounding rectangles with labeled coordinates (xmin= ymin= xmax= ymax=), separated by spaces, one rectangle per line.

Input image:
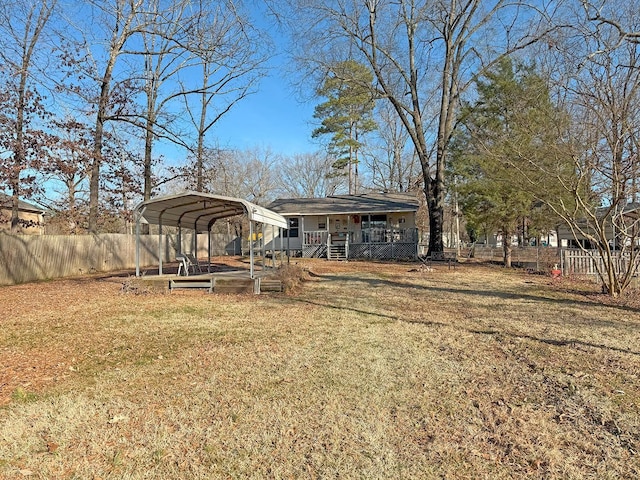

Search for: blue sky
xmin=203 ymin=5 xmax=320 ymax=158
xmin=210 ymin=69 xmax=319 ymax=156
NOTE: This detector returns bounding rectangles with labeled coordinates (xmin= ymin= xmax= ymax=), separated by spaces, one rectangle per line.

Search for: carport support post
xmin=158 ymin=218 xmax=163 ymax=275
xmin=207 ymin=228 xmax=212 ymax=273
xmin=193 ymin=224 xmax=197 ymax=260
xmin=261 ymin=225 xmax=265 ymax=271
xmin=249 ymin=220 xmax=254 ymax=278
xmin=135 ymin=208 xmax=142 ymax=277
xmin=272 ymin=225 xmax=276 ymax=268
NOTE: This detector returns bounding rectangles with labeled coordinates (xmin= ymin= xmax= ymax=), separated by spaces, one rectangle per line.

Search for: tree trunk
xmin=10 ymin=54 xmax=29 ymax=232
xmin=141 ymin=112 xmax=154 ymax=234
xmin=89 ymin=54 xmax=116 ymax=233
xmin=88 ymin=1 xmax=141 ymax=233
xmin=426 ymin=180 xmax=445 ymax=254
xmin=88 ymin=112 xmax=104 ymax=234
xmin=502 ymin=227 xmax=512 ymax=268
xmin=196 ymin=85 xmax=207 ymax=192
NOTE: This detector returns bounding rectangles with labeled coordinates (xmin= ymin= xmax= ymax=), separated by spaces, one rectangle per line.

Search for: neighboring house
xmin=267 ymin=192 xmax=420 ymax=260
xmin=556 ymin=203 xmax=640 ymax=249
xmin=0 ymin=193 xmax=45 ymax=235
xmin=481 ymin=231 xmax=558 ymax=248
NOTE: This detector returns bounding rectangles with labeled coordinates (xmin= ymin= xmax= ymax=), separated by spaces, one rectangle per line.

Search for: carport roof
xmin=135 ymin=191 xmax=288 ymax=231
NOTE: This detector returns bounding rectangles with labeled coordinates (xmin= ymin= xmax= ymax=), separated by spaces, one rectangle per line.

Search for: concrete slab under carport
xmin=131 ymin=269 xmax=283 ymax=294
xmin=133 ymin=192 xmax=288 ymax=285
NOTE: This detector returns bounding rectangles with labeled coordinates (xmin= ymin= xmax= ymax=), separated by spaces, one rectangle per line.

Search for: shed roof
xmin=0 ymin=193 xmax=45 ymax=214
xmin=268 ymin=192 xmax=420 ymax=216
xmin=135 ymin=191 xmax=288 ymax=231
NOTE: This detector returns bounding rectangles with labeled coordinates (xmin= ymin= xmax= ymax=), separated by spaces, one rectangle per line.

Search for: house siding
xmin=0 ymin=208 xmax=44 ymax=235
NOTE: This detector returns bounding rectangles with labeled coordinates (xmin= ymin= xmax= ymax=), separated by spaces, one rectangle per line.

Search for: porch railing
xmin=303 ymin=231 xmax=329 ymax=245
xmin=351 ymin=228 xmax=418 ymax=244
xmin=303 ymin=228 xmax=418 ymax=245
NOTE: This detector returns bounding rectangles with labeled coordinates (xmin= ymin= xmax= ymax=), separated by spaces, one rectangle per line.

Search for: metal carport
xmin=134 ymin=191 xmax=288 ymax=278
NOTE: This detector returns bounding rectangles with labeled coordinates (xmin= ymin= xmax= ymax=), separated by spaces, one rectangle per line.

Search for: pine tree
xmin=312 ymin=60 xmax=377 ymax=195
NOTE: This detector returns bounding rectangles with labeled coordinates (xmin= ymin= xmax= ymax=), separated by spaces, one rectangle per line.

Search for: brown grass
xmin=0 ymin=259 xmax=638 ymax=479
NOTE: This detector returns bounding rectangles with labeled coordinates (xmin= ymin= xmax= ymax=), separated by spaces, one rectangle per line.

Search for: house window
xmin=361 ymin=214 xmax=388 ymax=242
xmin=362 ymin=214 xmax=387 ymax=229
xmin=283 ymin=217 xmax=299 ymax=237
xmin=318 ymin=221 xmax=326 ymax=230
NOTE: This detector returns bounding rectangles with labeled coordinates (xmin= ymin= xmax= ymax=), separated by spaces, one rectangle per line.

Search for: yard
xmin=0 ymin=259 xmax=638 ymax=479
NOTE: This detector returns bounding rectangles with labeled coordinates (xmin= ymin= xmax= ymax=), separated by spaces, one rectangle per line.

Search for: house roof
xmin=592 ymin=202 xmax=640 ymax=220
xmin=620 ymin=202 xmax=639 ymax=219
xmin=135 ymin=191 xmax=288 ymax=231
xmin=0 ymin=193 xmax=45 ymax=214
xmin=268 ymin=192 xmax=420 ymax=216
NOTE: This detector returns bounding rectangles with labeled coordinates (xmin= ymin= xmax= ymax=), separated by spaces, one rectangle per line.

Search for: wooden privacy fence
xmin=0 ymin=232 xmax=238 ymax=286
xmin=560 ymin=248 xmax=640 ymax=277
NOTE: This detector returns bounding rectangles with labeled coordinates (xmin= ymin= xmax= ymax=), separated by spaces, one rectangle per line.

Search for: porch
xmin=301 ymin=228 xmax=418 ymax=260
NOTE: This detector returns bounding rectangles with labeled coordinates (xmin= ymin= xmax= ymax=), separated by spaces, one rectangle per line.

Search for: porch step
xmin=169 ymin=277 xmax=213 ymax=292
xmin=328 ymin=245 xmax=347 ymax=261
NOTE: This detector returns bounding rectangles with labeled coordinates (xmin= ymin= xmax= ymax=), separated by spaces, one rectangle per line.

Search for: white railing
xmin=303 ymin=230 xmax=329 ymax=245
xmin=303 ymin=228 xmax=418 ymax=246
xmin=561 ymin=248 xmax=640 ymax=277
xmin=351 ymin=228 xmax=418 ymax=244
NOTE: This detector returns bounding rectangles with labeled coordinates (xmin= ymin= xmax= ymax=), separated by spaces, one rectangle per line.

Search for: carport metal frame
xmin=134 ymin=191 xmax=287 ymax=278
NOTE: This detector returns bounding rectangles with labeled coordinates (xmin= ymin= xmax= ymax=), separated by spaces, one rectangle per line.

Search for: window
xmin=283 ymin=217 xmax=299 ymax=238
xmin=361 ymin=214 xmax=387 ymax=229
xmin=362 ymin=214 xmax=388 ymax=243
xmin=318 ymin=221 xmax=326 ymax=230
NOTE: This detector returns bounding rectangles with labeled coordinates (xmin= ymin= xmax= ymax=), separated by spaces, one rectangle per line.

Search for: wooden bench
xmin=422 ymin=251 xmax=458 ymax=270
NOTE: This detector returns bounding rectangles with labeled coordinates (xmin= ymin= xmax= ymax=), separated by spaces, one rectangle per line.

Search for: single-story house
xmin=0 ymin=193 xmax=45 ymax=235
xmin=266 ymin=192 xmax=420 ymax=260
xmin=556 ymin=202 xmax=640 ymax=249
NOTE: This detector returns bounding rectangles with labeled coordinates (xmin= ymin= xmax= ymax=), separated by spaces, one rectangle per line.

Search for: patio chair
xmin=185 ymin=253 xmax=203 ymax=274
xmin=176 ymin=253 xmax=203 ymax=276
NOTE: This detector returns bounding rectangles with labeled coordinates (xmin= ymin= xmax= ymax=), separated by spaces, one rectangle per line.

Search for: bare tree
xmin=180 ymin=0 xmax=269 ymax=192
xmin=136 ymin=0 xmax=193 ymax=204
xmin=278 ymin=0 xmax=556 ymax=254
xmin=366 ymin=102 xmax=419 ymax=193
xmin=581 ymin=0 xmax=640 ymax=44
xmin=234 ymin=146 xmax=280 ymax=205
xmin=39 ymin=117 xmax=93 ymax=234
xmin=0 ymin=0 xmax=56 ymax=231
xmin=276 ymin=151 xmax=344 ymax=198
xmin=61 ymin=0 xmax=157 ymax=233
xmin=520 ymin=4 xmax=640 ymax=296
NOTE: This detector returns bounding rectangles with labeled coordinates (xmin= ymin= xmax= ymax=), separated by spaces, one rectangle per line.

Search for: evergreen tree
xmin=452 ymin=57 xmax=569 ymax=266
xmin=312 ymin=60 xmax=377 ymax=195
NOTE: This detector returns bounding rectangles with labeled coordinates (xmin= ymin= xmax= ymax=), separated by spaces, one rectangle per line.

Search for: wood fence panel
xmin=561 ymin=248 xmax=640 ymax=277
xmin=0 ymin=232 xmax=238 ymax=286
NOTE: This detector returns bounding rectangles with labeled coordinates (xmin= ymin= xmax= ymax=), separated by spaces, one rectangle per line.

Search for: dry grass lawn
xmin=0 ymin=259 xmax=639 ymax=479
